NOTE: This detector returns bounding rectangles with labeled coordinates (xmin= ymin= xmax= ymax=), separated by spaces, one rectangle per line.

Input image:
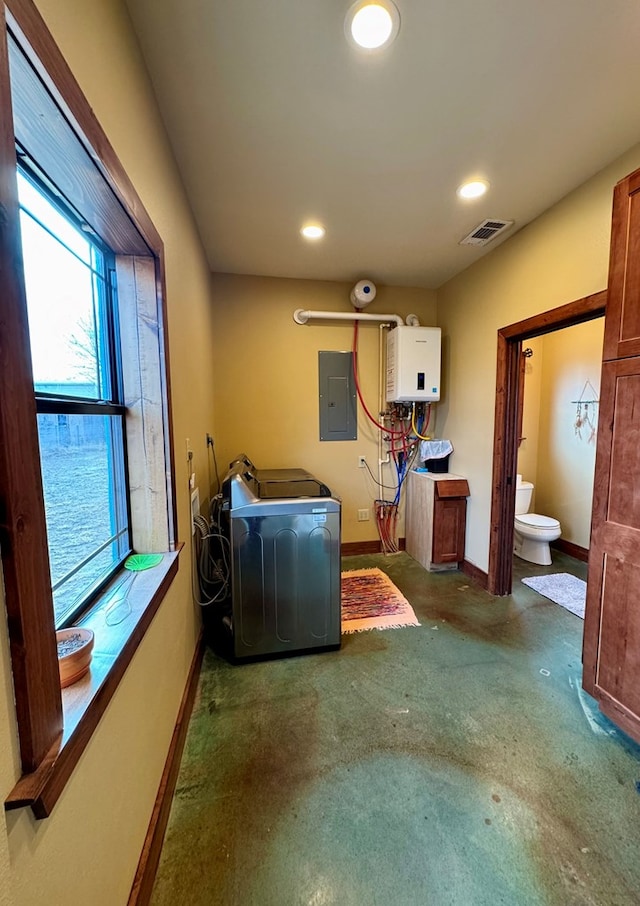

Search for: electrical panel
xmin=386 ymin=326 xmax=441 ymax=402
xmin=318 ymin=351 xmax=357 ymax=441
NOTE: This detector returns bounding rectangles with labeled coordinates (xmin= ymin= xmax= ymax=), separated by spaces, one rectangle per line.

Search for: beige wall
xmin=210 ymin=274 xmax=437 ymax=542
xmin=531 ymin=320 xmax=604 ymax=549
xmin=0 ymin=1 xmax=215 ymax=904
xmin=516 ymin=336 xmax=544 ymax=489
xmin=437 ymin=142 xmax=640 ymax=573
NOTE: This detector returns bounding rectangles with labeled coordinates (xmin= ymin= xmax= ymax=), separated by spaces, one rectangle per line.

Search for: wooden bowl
xmin=56 ymin=628 xmax=94 ymax=688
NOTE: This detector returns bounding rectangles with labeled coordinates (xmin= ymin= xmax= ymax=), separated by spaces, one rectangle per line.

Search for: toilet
xmin=514 ymin=474 xmax=561 ymax=566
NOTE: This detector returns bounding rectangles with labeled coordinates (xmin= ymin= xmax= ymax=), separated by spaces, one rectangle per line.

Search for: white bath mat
xmin=521 ymin=573 xmax=586 ymax=619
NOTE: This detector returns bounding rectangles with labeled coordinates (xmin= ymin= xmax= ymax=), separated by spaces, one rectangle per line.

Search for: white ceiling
xmin=125 ymin=0 xmax=640 ymax=289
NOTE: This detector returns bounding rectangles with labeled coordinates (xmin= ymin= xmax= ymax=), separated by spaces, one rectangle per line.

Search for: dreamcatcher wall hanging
xmin=572 ymin=379 xmax=599 ymax=444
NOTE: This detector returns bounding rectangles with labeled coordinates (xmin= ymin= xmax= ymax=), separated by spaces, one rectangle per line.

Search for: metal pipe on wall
xmin=378 ymin=324 xmax=390 ymax=489
xmin=294 ymin=309 xmax=405 ymax=327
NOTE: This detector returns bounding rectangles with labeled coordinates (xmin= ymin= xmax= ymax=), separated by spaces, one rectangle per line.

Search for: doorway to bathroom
xmin=487 ymin=290 xmax=607 ymax=596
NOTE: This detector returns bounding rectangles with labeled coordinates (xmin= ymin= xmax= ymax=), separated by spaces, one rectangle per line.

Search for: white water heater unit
xmin=386 ymin=326 xmax=441 ymax=403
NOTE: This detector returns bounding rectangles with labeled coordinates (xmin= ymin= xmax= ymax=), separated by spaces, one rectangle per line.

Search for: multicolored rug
xmin=341 ymin=567 xmax=420 ymax=634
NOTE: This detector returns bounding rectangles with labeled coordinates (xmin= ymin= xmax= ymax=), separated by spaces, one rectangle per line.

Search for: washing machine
xmin=221 ymin=456 xmax=341 ymax=659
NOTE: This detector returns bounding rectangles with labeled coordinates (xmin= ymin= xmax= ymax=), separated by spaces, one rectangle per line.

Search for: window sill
xmin=4 ymin=545 xmax=183 ymax=819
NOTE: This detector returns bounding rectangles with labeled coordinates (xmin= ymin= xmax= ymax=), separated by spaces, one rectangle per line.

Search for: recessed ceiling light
xmin=301 ymin=224 xmax=326 ymax=240
xmin=457 ymin=180 xmax=490 ymax=200
xmin=346 ymin=1 xmax=400 ymax=50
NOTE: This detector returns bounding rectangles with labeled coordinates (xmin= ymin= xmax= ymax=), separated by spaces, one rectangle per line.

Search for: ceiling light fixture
xmin=301 ymin=224 xmax=326 ymax=240
xmin=346 ymin=1 xmax=400 ymax=50
xmin=457 ymin=179 xmax=490 ymax=200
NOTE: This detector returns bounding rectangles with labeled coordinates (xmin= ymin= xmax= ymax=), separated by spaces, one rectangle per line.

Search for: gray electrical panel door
xmin=318 ymin=351 xmax=357 ymax=441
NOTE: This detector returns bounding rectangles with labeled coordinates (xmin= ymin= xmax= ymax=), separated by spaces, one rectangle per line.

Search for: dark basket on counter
xmin=423 ymin=455 xmax=450 ymax=473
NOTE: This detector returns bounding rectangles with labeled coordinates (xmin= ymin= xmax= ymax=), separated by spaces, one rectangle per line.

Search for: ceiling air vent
xmin=459 ymin=218 xmax=514 ymax=247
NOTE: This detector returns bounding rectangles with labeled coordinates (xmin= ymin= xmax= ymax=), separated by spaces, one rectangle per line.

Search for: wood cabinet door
xmin=583 ymin=358 xmax=640 ymax=742
xmin=432 ymin=498 xmax=466 ymax=564
xmin=603 ymin=168 xmax=640 ymax=361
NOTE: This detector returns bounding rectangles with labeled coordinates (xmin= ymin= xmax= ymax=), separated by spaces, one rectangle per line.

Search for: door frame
xmin=487 ymin=289 xmax=608 ymax=595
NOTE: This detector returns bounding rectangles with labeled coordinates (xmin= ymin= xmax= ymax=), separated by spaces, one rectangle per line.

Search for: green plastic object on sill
xmin=124 ymin=553 xmax=164 ymax=571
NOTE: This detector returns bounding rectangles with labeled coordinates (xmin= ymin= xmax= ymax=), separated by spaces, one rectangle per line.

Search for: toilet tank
xmin=515 ymin=474 xmax=534 ymax=515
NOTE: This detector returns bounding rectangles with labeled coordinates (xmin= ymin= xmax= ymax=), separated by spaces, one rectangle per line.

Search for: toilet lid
xmin=515 ymin=513 xmax=560 ymax=529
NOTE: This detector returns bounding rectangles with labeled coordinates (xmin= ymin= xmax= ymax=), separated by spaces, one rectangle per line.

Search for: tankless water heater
xmin=386 ymin=326 xmax=441 ymax=403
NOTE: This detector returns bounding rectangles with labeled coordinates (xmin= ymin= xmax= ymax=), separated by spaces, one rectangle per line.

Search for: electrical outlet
xmin=358 ymin=455 xmax=366 ymax=468
xmin=357 ymin=508 xmax=370 ymax=522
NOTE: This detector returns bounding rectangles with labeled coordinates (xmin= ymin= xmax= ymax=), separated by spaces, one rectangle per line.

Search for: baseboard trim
xmin=341 ymin=538 xmax=406 ymax=556
xmin=551 ymin=539 xmax=589 ymax=563
xmin=128 ymin=630 xmax=205 ymax=906
xmin=461 ymin=559 xmax=489 ymax=589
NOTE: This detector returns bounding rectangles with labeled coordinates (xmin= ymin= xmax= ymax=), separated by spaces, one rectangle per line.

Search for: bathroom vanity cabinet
xmin=406 ymin=471 xmax=469 ymax=571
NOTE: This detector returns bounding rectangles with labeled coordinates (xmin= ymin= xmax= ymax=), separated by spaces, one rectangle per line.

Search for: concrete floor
xmin=150 ymin=552 xmax=640 ymax=906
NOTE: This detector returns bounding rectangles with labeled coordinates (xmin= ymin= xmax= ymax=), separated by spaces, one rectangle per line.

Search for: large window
xmin=0 ymin=0 xmax=178 ymax=795
xmin=18 ymin=167 xmax=131 ymax=627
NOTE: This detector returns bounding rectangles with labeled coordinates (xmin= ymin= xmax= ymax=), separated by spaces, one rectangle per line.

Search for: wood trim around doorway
xmin=487 ymin=289 xmax=607 ymax=596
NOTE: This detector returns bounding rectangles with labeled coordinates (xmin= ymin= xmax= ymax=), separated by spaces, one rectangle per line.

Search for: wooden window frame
xmin=0 ymin=0 xmax=179 ymax=814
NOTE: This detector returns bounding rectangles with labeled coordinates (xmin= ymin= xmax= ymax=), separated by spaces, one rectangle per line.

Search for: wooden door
xmin=583 ymin=360 xmax=640 ymax=740
xmin=584 ymin=163 xmax=640 ymax=744
xmin=603 ymin=170 xmax=640 ymax=361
